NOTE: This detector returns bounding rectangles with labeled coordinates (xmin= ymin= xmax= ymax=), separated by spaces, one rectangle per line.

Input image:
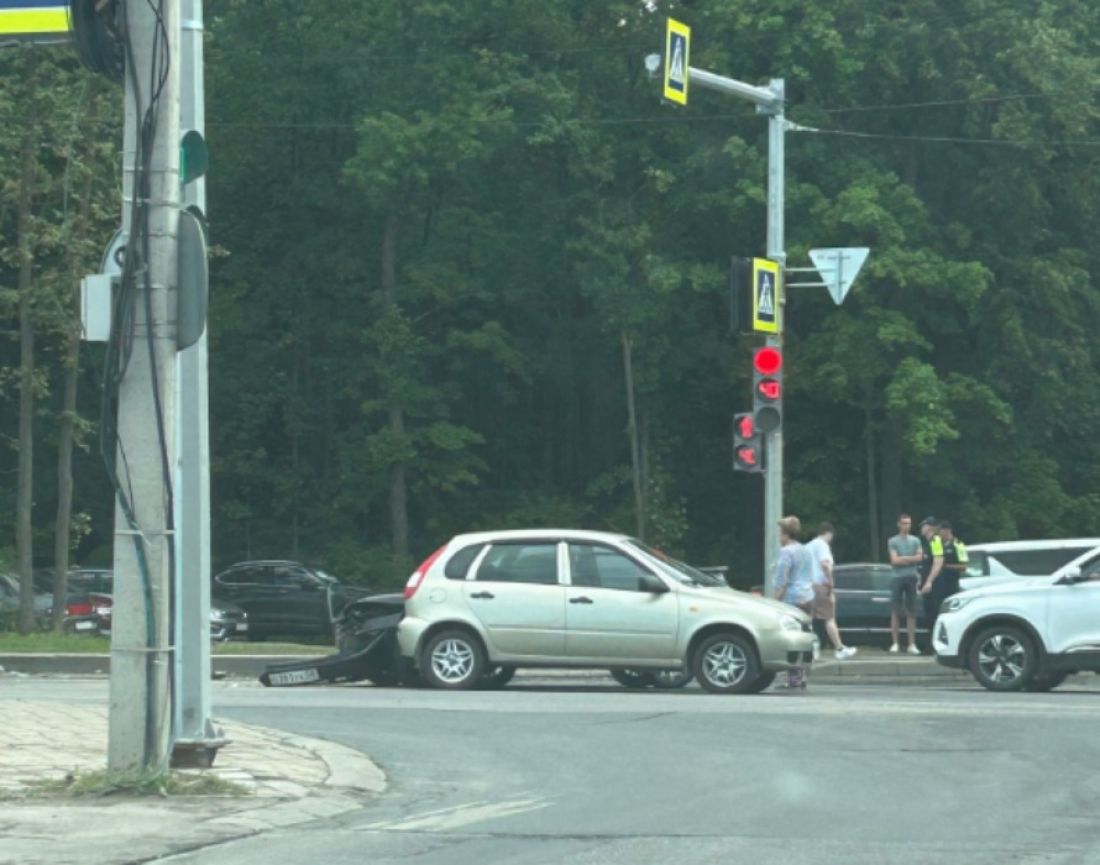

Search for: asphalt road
xmin=14 ymin=675 xmax=1100 ymax=864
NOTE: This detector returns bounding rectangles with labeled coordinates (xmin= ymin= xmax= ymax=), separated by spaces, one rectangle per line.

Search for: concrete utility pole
xmin=172 ymin=0 xmax=217 ymax=766
xmin=687 ymin=68 xmax=787 ymax=596
xmin=109 ymin=0 xmax=181 ymax=772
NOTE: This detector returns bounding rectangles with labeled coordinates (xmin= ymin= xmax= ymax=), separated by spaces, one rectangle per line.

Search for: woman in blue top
xmin=773 ymin=515 xmax=815 ymax=689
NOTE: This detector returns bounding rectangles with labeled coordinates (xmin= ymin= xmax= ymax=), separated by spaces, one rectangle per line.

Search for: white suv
xmin=934 ymin=549 xmax=1100 ymax=691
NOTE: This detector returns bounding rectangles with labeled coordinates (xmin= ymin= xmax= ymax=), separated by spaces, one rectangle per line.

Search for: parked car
xmin=397 ymin=529 xmax=817 ymax=694
xmin=33 ymin=568 xmax=249 ymax=639
xmin=960 ymin=539 xmax=1100 ymax=591
xmin=212 ymin=560 xmax=371 ymax=641
xmin=831 ymin=563 xmax=930 ymax=647
xmin=0 ymin=573 xmax=53 ymax=629
xmin=934 ymin=549 xmax=1100 ymax=691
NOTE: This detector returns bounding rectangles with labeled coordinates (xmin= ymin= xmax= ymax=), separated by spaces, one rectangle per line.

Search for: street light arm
xmin=688 ymin=67 xmax=782 ymax=111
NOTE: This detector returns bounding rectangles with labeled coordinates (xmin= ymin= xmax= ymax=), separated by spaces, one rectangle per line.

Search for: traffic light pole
xmin=763 ymin=81 xmax=785 ymax=598
xmin=688 ymin=67 xmax=786 ymax=596
xmin=172 ymin=0 xmax=219 ymax=766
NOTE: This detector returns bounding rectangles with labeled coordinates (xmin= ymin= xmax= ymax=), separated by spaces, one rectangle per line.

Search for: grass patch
xmin=29 ymin=768 xmax=251 ymax=799
xmin=0 ymin=633 xmax=111 ymax=653
xmin=0 ymin=633 xmax=327 ymax=655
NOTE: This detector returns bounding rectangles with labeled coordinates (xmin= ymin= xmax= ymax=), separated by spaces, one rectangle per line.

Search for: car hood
xmin=956 ymin=576 xmax=1056 ymax=599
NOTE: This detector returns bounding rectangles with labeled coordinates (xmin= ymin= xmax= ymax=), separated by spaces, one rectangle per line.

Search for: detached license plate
xmin=268 ymin=668 xmax=321 ymax=686
xmin=75 ymin=620 xmax=97 ymax=631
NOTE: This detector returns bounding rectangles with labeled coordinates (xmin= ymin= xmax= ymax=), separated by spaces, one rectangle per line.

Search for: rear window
xmin=444 ymin=543 xmax=485 ymax=580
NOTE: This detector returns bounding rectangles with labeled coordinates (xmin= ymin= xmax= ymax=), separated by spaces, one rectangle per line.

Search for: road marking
xmin=359 ymin=797 xmax=551 ymax=833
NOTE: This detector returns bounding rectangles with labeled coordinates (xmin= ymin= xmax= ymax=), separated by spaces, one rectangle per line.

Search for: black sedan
xmin=212 ymin=560 xmax=372 ymax=641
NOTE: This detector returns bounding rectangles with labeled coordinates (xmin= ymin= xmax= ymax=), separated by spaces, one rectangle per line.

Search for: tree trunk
xmin=881 ymin=416 xmax=904 ymax=542
xmin=52 ymin=125 xmax=96 ymax=631
xmin=621 ymin=331 xmax=645 ymax=540
xmin=381 ymin=212 xmax=409 ymax=557
xmin=864 ymin=402 xmax=881 ymax=561
xmin=16 ymin=125 xmax=37 ymax=635
xmin=52 ymin=328 xmax=80 ymax=630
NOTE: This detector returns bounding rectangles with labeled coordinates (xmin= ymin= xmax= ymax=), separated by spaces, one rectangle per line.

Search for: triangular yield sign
xmin=808 ymin=247 xmax=870 ymax=305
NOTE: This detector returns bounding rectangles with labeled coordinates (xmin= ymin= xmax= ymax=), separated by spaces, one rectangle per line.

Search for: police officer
xmin=937 ymin=521 xmax=969 ymax=599
xmin=917 ymin=516 xmax=945 ymax=641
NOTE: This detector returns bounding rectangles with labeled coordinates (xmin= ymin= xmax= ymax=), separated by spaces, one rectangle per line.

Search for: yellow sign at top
xmin=663 ymin=18 xmax=690 ymax=106
xmin=0 ymin=3 xmax=71 ymax=38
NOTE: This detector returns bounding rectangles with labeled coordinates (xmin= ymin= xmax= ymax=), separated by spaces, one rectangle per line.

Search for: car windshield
xmin=624 ymin=541 xmax=727 ymax=587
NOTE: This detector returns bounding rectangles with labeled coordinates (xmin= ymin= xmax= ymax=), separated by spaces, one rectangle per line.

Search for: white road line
xmin=359 ymin=797 xmax=551 ymax=833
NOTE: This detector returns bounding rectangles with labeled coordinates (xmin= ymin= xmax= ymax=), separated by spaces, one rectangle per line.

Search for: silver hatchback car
xmin=397 ymin=529 xmax=816 ymax=694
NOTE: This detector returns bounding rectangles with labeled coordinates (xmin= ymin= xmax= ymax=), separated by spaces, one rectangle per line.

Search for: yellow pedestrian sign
xmin=664 ymin=18 xmax=690 ymax=106
xmin=0 ymin=1 xmax=71 ymax=39
xmin=752 ymin=258 xmax=781 ymax=334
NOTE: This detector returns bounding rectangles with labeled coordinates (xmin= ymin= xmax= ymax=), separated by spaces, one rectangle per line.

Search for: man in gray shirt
xmin=887 ymin=514 xmax=923 ymax=654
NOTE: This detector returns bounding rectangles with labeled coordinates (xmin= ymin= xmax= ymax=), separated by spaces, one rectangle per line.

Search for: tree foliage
xmin=3 ymin=0 xmax=1100 ymax=589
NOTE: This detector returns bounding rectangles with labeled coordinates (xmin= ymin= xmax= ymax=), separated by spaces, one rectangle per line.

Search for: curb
xmin=0 ymin=653 xmax=323 ymax=677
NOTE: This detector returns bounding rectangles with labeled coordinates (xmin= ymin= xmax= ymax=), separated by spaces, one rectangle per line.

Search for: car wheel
xmin=692 ymin=632 xmax=761 ymax=695
xmin=651 ymin=668 xmax=693 ymax=689
xmin=480 ymin=666 xmax=516 ymax=689
xmin=609 ymin=668 xmax=657 ymax=688
xmin=420 ymin=629 xmax=486 ymax=690
xmin=968 ymin=625 xmax=1037 ymax=691
xmin=1023 ymin=671 xmax=1068 ymax=692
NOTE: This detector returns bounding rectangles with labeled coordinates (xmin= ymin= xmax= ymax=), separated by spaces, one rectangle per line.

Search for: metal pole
xmin=762 ymin=79 xmax=785 ymax=597
xmin=172 ymin=0 xmax=216 ymax=764
xmin=109 ymin=0 xmax=181 ymax=772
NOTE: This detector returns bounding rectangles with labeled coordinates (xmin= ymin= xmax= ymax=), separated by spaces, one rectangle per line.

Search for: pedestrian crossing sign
xmin=752 ymin=258 xmax=781 ymax=334
xmin=0 ymin=1 xmax=71 ymax=39
xmin=664 ymin=18 xmax=690 ymax=106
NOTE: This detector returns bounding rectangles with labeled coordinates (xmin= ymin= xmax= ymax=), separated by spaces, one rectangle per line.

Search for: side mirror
xmin=638 ymin=574 xmax=669 ymax=594
xmin=1058 ymin=567 xmax=1085 ymax=585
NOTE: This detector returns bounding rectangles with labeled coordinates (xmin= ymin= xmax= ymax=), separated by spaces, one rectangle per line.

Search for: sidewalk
xmin=0 ymin=699 xmax=385 ymax=865
xmin=810 ymin=647 xmax=970 ymax=684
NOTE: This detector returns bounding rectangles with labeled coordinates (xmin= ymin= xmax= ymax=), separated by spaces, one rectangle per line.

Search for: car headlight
xmin=940 ymin=596 xmax=973 ymax=615
xmin=779 ymin=614 xmax=803 ymax=631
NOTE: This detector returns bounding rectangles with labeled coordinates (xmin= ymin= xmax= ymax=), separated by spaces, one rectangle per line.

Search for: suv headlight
xmin=778 ymin=614 xmax=803 ymax=632
xmin=940 ymin=596 xmax=973 ymax=615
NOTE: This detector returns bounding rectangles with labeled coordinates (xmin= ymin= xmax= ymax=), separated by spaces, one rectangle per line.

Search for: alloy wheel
xmin=976 ymin=633 xmax=1027 ymax=686
xmin=702 ymin=640 xmax=748 ymax=688
xmin=430 ymin=638 xmax=475 ymax=684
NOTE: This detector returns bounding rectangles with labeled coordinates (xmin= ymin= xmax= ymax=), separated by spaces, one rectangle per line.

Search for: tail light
xmin=67 ymin=601 xmax=93 ymax=616
xmin=404 ymin=544 xmax=447 ymax=600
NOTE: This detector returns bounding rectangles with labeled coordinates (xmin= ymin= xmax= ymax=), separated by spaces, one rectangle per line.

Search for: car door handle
xmin=570 ymin=596 xmax=594 ymax=605
xmin=469 ymin=591 xmax=495 ymax=600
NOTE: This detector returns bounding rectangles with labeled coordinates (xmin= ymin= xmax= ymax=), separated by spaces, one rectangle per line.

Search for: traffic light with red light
xmin=752 ymin=346 xmax=783 ymax=434
xmin=733 ymin=413 xmax=764 ymax=473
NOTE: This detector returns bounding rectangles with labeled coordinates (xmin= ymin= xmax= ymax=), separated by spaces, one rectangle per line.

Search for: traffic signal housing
xmin=733 ymin=412 xmax=763 ymax=473
xmin=752 ymin=346 xmax=783 ymax=434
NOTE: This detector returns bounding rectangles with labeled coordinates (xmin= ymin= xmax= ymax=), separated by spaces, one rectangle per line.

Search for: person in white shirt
xmin=807 ymin=522 xmax=857 ymax=660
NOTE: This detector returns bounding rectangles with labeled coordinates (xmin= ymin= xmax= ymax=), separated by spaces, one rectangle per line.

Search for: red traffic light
xmin=756 ymin=379 xmax=781 ymax=401
xmin=737 ymin=415 xmax=755 ymax=438
xmin=735 ymin=445 xmax=760 ymax=468
xmin=752 ymin=346 xmax=783 ymax=376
